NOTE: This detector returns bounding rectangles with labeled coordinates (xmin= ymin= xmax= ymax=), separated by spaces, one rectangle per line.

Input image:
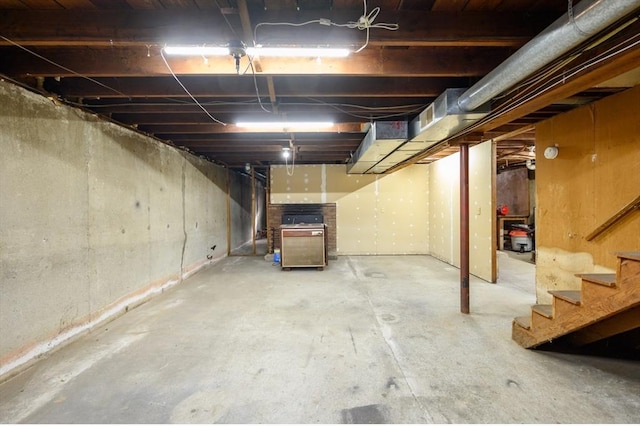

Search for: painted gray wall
xmin=0 ymin=81 xmax=234 ymax=369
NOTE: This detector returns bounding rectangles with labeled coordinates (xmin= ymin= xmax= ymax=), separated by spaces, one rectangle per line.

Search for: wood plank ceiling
xmin=1 ymin=0 xmax=639 ymax=173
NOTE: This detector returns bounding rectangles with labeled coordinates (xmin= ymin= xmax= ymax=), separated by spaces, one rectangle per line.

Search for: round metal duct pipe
xmin=457 ymin=0 xmax=640 ymax=112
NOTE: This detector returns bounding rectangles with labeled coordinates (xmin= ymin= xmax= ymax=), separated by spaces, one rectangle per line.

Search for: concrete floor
xmin=230 ymin=238 xmax=268 ymax=256
xmin=1 ymin=254 xmax=639 ymax=423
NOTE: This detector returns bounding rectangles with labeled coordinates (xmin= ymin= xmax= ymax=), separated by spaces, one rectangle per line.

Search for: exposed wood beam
xmin=266 ymin=76 xmax=278 ymax=113
xmin=111 ymin=111 xmax=414 ymax=124
xmin=192 ymin=148 xmax=356 ymax=156
xmin=155 ymin=133 xmax=364 ymax=142
xmin=138 ymin=122 xmax=364 ymax=133
xmin=489 ymin=124 xmax=536 ymax=142
xmin=237 ymin=0 xmax=263 ymax=74
xmin=83 ymin=100 xmax=424 ymax=114
xmin=0 ymin=10 xmax=550 ymax=47
xmin=44 ymin=76 xmax=468 ymax=98
xmin=1 ymin=46 xmax=512 ymax=77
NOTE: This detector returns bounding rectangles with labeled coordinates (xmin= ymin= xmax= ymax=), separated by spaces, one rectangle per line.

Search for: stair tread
xmin=549 ymin=290 xmax=581 ymax=305
xmin=514 ymin=316 xmax=531 ymax=330
xmin=616 ymin=251 xmax=640 ymax=261
xmin=577 ymin=273 xmax=617 ymax=287
xmin=532 ymin=304 xmax=553 ymax=318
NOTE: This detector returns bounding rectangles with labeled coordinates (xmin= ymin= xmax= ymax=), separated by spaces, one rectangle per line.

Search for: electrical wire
xmin=245 ymin=54 xmax=273 ymax=113
xmin=457 ymin=29 xmax=640 ymax=142
xmin=0 ymin=35 xmax=130 ymax=98
xmin=74 ymin=97 xmax=424 ymax=120
xmin=73 ymin=99 xmax=260 ymax=108
xmin=304 ymin=97 xmax=425 ymax=119
xmin=159 ymin=49 xmax=227 ymax=125
xmin=285 ymin=143 xmax=296 ymax=176
xmin=252 ymin=0 xmax=398 ymax=53
xmin=492 ymin=8 xmax=638 ymax=104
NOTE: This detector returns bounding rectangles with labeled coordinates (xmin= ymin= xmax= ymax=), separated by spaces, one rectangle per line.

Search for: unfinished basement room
xmin=1 ymin=0 xmax=639 ymax=423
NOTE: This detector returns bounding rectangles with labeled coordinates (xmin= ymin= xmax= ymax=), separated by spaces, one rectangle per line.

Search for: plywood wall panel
xmin=326 ymin=167 xmax=377 ymax=202
xmin=469 ymin=141 xmax=497 ymax=282
xmin=270 ymin=164 xmax=429 ymax=255
xmin=377 ymin=166 xmax=430 ymax=255
xmin=429 ymin=154 xmax=460 ymax=266
xmin=535 ymin=85 xmax=640 ymax=304
xmin=428 ymin=140 xmax=495 ymax=282
xmin=336 ymin=190 xmax=379 ymax=254
xmin=270 ymin=164 xmax=324 ymax=204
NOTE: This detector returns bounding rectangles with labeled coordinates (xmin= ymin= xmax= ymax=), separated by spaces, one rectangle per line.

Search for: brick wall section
xmin=267 ymin=203 xmax=337 ymax=259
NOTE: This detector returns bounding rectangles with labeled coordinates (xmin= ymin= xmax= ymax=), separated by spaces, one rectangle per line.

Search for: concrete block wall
xmin=0 ymin=81 xmax=235 ymax=377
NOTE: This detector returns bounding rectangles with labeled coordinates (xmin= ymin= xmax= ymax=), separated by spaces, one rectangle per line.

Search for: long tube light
xmin=164 ymin=46 xmax=230 ymax=56
xmin=164 ymin=45 xmax=349 ymax=58
xmin=236 ymin=121 xmax=334 ymax=129
xmin=247 ymin=47 xmax=349 ymax=57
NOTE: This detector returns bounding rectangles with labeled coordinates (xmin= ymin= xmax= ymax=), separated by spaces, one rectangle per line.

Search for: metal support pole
xmin=460 ymin=144 xmax=470 ymax=314
xmin=251 ymin=166 xmax=256 ymax=255
xmin=226 ymin=167 xmax=231 ymax=256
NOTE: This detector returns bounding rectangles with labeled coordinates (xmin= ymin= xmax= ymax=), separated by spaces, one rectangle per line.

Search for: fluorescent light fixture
xmin=236 ymin=121 xmax=334 ymax=129
xmin=164 ymin=45 xmax=349 ymax=58
xmin=163 ymin=46 xmax=229 ymax=56
xmin=246 ymin=47 xmax=349 ymax=58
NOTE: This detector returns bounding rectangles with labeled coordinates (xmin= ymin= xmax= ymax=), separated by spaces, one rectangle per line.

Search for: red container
xmin=509 ymin=230 xmax=528 ymax=236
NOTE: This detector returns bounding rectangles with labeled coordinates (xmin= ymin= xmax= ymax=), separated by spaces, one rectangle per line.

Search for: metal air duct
xmin=348 ymin=0 xmax=639 ymax=174
xmin=458 ymin=0 xmax=640 ymax=112
xmin=346 ymin=121 xmax=408 ymax=174
xmin=366 ymin=89 xmax=490 ymax=174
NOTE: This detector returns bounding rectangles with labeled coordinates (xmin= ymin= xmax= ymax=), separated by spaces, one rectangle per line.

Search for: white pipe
xmin=458 ymin=0 xmax=640 ymax=112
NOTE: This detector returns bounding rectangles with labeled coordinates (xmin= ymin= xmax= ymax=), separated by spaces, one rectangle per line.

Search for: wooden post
xmin=460 ymin=143 xmax=470 ymax=314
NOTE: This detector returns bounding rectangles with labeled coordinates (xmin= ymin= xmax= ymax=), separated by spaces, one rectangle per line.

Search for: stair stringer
xmin=512 ymin=252 xmax=640 ymax=349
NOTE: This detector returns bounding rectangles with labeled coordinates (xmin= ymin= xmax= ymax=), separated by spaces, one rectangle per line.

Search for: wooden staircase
xmin=512 ymin=252 xmax=640 ymax=349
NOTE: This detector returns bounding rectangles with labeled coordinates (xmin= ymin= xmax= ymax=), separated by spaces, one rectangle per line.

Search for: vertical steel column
xmin=251 ymin=166 xmax=256 ymax=255
xmin=226 ymin=167 xmax=231 ymax=256
xmin=460 ymin=144 xmax=470 ymax=314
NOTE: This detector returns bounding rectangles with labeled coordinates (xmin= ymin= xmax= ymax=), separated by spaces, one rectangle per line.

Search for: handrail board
xmin=586 ymin=195 xmax=640 ymax=241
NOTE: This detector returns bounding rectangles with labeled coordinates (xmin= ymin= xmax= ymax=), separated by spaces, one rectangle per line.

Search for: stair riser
xmin=619 ymin=258 xmax=640 ymax=286
xmin=512 ymin=323 xmax=538 ymax=349
xmin=580 ymin=281 xmax=618 ymax=306
xmin=531 ymin=311 xmax=553 ymax=329
xmin=553 ymin=298 xmax=579 ymax=317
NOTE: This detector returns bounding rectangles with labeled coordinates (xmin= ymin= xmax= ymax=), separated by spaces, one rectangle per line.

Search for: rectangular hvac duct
xmin=356 ymin=89 xmax=490 ymax=174
xmin=367 ymin=147 xmax=424 ymax=174
xmin=409 ymin=88 xmax=490 ymax=144
xmin=346 ymin=121 xmax=408 ymax=174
